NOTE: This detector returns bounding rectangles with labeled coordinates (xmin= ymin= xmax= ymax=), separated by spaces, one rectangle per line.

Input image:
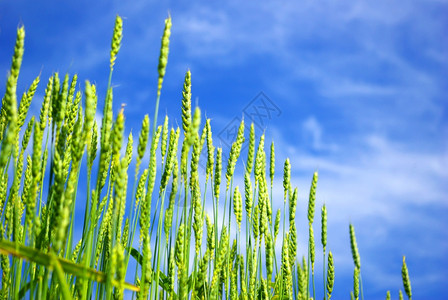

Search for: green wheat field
xmin=0 ymin=15 xmax=412 ymax=300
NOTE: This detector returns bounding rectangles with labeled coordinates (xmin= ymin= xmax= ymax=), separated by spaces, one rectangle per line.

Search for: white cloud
xmin=302 ymin=116 xmax=339 ymax=152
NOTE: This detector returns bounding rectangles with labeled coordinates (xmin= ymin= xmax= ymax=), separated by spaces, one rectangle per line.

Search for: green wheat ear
xmin=283 ymin=158 xmax=291 ymax=202
xmin=401 ymin=256 xmax=412 ymax=300
xmin=233 ymin=186 xmax=243 ymax=231
xmin=18 ymin=76 xmax=39 ymax=130
xmin=321 ymin=204 xmax=327 ymax=250
xmin=110 ymin=15 xmax=123 ymax=70
xmin=214 ymin=147 xmax=222 ymax=201
xmin=0 ymin=26 xmax=25 ymax=169
xmin=326 ymin=251 xmax=335 ymax=299
xmin=181 ymin=70 xmax=192 ymax=134
xmin=308 ymin=171 xmax=318 ymax=224
xmin=157 ymin=15 xmax=172 ymax=97
xmin=349 ymin=224 xmax=361 ymax=270
xmin=353 ymin=266 xmax=360 ymax=300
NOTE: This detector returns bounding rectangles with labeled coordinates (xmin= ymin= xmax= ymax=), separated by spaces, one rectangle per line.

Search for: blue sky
xmin=1 ymin=0 xmax=447 ymax=299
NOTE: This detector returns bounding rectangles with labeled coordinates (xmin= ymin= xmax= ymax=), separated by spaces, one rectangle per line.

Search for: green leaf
xmin=0 ymin=240 xmax=139 ymax=292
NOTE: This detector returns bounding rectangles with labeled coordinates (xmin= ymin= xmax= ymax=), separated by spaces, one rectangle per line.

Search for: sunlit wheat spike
xmin=39 ymin=76 xmax=53 ymax=132
xmin=71 ymin=106 xmax=85 ymax=162
xmin=21 ymin=116 xmax=34 ymax=154
xmin=157 ymin=15 xmax=172 ymax=97
xmin=246 ymin=123 xmax=255 ymax=174
xmin=3 ymin=26 xmax=24 ymax=119
xmin=89 ymin=121 xmax=98 ymax=169
xmin=226 ymin=119 xmax=245 ymax=191
xmin=48 ymin=72 xmax=59 ymax=128
xmin=354 ymin=267 xmax=360 ymax=300
xmin=192 ymin=180 xmax=204 ymax=254
xmin=147 ymin=125 xmax=162 ymax=197
xmin=138 ymin=130 xmax=159 ymax=237
xmin=289 ymin=223 xmax=297 ymax=268
xmin=261 ymin=278 xmax=269 ymax=300
xmin=263 ymin=176 xmax=270 ymax=224
xmin=230 ymin=256 xmax=239 ymax=300
xmin=65 ymin=90 xmax=80 ymax=141
xmin=283 ymin=158 xmax=291 ymax=202
xmin=0 ymin=26 xmax=25 ymax=169
xmin=401 ymin=256 xmax=412 ymax=299
xmin=194 ymin=249 xmax=210 ymax=298
xmin=110 ymin=15 xmax=123 ymax=70
xmin=308 ymin=171 xmax=318 ymax=224
xmin=244 ymin=172 xmax=253 ymax=218
xmin=399 ymin=290 xmax=404 ymax=300
xmin=289 ymin=187 xmax=297 ymax=223
xmin=10 ymin=26 xmax=25 ymax=78
xmin=302 ymin=255 xmax=308 ymax=280
xmin=229 ymin=238 xmax=238 ymax=270
xmin=48 ymin=72 xmax=60 ymax=126
xmin=115 ymin=244 xmax=126 ymax=298
xmin=100 ymin=87 xmax=113 ymax=152
xmin=210 ymin=228 xmax=229 ymax=299
xmin=186 ymin=106 xmax=201 ymax=147
xmin=161 ymin=114 xmax=169 ymax=164
xmin=66 ymin=73 xmax=78 ymax=117
xmin=258 ymin=184 xmax=269 ymax=239
xmin=83 ymin=80 xmax=97 ymax=142
xmin=189 ymin=125 xmax=206 ymax=190
xmin=386 ymin=291 xmax=391 ymax=300
xmin=309 ymin=224 xmax=315 ymax=271
xmin=112 ymin=108 xmax=125 ymax=170
xmin=297 ymin=261 xmax=307 ymax=300
xmin=115 ymin=158 xmax=129 ymax=240
xmin=167 ymin=248 xmax=175 ymax=296
xmin=349 ymin=223 xmax=361 ymax=270
xmin=181 ymin=70 xmax=192 ymax=134
xmin=140 ymin=235 xmax=152 ymax=300
xmin=326 ymin=251 xmax=335 ymax=300
xmin=254 ymin=134 xmax=265 ymax=184
xmin=321 ymin=204 xmax=327 ymax=250
xmin=282 ymin=232 xmax=293 ymax=299
xmin=252 ymin=205 xmax=259 ymax=241
xmin=233 ymin=186 xmax=243 ymax=231
xmin=31 ymin=122 xmax=42 ymax=182
xmin=265 ymin=232 xmax=273 ymax=281
xmin=206 ymin=118 xmax=215 ymax=181
xmin=17 ymin=76 xmax=39 ymax=130
xmin=23 ymin=156 xmax=33 ymax=227
xmin=238 ymin=254 xmax=247 ymax=298
xmin=135 ymin=168 xmax=147 ymax=207
xmin=214 ymin=147 xmax=222 ymax=201
xmin=175 ymin=224 xmax=187 ymax=298
xmin=0 ymin=174 xmax=8 ymax=215
xmin=206 ymin=214 xmax=215 ymax=258
xmin=71 ymin=238 xmax=82 ymax=263
xmin=273 ymin=208 xmax=281 ymax=242
xmin=164 ymin=159 xmax=178 ymax=243
xmin=248 ymin=247 xmax=258 ymax=299
xmin=55 ymin=73 xmax=69 ymax=129
xmin=160 ymin=127 xmax=180 ymax=194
